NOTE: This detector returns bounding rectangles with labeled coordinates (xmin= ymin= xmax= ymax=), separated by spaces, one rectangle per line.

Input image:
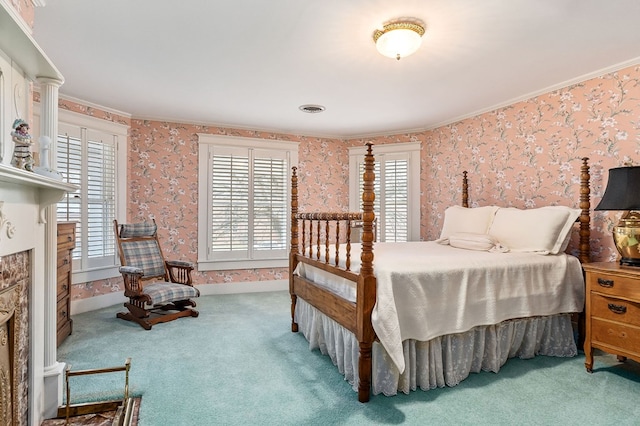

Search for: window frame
xmin=197 ymin=134 xmax=298 ymax=271
xmin=348 ymin=142 xmax=421 ymax=241
xmin=35 ymin=105 xmax=128 ymax=284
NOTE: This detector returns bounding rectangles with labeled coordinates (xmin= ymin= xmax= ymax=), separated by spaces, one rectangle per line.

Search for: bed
xmin=289 ymin=143 xmax=592 ymax=402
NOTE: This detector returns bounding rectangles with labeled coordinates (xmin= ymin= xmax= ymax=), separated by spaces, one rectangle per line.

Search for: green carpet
xmin=57 ymin=291 xmax=640 ymax=425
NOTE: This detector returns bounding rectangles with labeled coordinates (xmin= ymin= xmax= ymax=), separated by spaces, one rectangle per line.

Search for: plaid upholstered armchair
xmin=114 ymin=219 xmax=200 ymax=330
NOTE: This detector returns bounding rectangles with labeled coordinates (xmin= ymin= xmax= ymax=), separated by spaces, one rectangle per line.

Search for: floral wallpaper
xmin=419 ymin=66 xmax=640 ymax=262
xmin=68 ymin=64 xmax=640 ymax=300
xmin=352 ymin=65 xmax=640 ymax=263
xmin=126 ymin=123 xmax=349 ymax=287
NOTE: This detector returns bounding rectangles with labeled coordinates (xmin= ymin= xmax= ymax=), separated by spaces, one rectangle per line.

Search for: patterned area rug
xmin=40 ymin=398 xmax=141 ymax=426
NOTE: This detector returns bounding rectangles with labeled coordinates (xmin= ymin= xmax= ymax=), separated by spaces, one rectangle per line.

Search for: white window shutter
xmin=210 ymin=152 xmax=250 ymax=253
xmin=86 ymin=133 xmax=116 ymax=261
xmin=357 ymin=155 xmax=409 ymax=242
xmin=252 ymin=153 xmax=288 ymax=252
xmin=56 ymin=128 xmax=117 ymax=269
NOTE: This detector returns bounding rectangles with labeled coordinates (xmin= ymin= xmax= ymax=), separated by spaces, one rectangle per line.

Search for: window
xmin=198 ymin=134 xmax=298 ymax=270
xmin=37 ymin=107 xmax=128 ymax=283
xmin=349 ymin=142 xmax=420 ymax=241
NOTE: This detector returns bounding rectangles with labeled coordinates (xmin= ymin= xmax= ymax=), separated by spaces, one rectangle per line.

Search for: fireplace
xmin=0 ymin=255 xmax=28 ymax=424
xmin=0 ymin=165 xmax=76 ymax=425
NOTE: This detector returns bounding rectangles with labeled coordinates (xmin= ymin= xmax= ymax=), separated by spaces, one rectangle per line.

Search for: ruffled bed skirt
xmin=294 ymin=298 xmax=577 ymax=396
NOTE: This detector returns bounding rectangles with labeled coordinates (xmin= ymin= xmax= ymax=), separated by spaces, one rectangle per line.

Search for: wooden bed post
xmin=357 ymin=142 xmax=376 ymax=403
xmin=576 ymin=157 xmax=591 ymax=350
xmin=579 ymin=157 xmax=591 ymax=264
xmin=462 ymin=171 xmax=469 ymax=208
xmin=290 ymin=166 xmax=299 ymax=333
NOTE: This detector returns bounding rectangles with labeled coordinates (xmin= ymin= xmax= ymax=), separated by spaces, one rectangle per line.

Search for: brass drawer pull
xmin=597 ymin=278 xmax=614 ymax=288
xmin=607 ymin=303 xmax=627 ymax=314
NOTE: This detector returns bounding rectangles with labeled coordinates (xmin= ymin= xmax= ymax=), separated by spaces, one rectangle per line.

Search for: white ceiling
xmin=33 ymin=0 xmax=640 ymax=138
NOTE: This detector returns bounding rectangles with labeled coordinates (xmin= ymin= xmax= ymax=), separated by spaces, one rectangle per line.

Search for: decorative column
xmin=37 ymin=76 xmax=66 ymax=418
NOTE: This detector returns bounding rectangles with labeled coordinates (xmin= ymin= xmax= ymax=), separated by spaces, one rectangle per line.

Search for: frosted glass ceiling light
xmin=373 ymin=21 xmax=425 ymax=60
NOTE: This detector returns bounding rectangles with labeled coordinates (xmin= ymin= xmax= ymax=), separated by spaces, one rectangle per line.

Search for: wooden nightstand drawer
xmin=57 ymin=222 xmax=76 ymax=251
xmin=591 ymin=293 xmax=640 ymax=328
xmin=591 ymin=318 xmax=640 ymax=356
xmin=57 ymin=271 xmax=70 ymax=300
xmin=57 ymin=249 xmax=72 ymax=272
xmin=57 ymin=297 xmax=71 ymax=329
xmin=588 ymin=272 xmax=640 ymax=301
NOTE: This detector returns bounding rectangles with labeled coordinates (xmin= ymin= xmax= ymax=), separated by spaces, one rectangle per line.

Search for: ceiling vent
xmin=299 ymin=104 xmax=326 ymax=113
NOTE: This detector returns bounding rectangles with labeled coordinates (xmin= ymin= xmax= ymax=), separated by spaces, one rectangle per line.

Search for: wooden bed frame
xmin=289 ymin=142 xmax=591 ymax=402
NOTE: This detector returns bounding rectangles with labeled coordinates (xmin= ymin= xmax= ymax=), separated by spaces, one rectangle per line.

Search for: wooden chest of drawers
xmin=57 ymin=222 xmax=76 ymax=346
xmin=583 ymin=262 xmax=640 ymax=372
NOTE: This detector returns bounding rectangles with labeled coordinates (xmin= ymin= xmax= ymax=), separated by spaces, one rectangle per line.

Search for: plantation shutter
xmin=357 ymin=155 xmax=409 ymax=242
xmin=211 ymin=149 xmax=250 ymax=256
xmin=86 ymin=131 xmax=117 ymax=264
xmin=253 ymin=151 xmax=288 ymax=253
xmin=209 ymin=146 xmax=289 ymax=260
xmin=57 ymin=133 xmax=82 ymax=259
xmin=382 ymin=158 xmax=408 ymax=241
xmin=56 ymin=127 xmax=117 ymax=270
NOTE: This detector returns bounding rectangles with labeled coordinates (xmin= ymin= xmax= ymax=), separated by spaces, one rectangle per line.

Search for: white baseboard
xmin=71 ymin=291 xmax=125 ymax=315
xmin=70 ymin=280 xmax=289 ymax=315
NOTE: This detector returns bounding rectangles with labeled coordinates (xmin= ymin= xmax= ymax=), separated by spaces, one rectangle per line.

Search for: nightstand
xmin=583 ymin=262 xmax=640 ymax=372
xmin=57 ymin=222 xmax=76 ymax=346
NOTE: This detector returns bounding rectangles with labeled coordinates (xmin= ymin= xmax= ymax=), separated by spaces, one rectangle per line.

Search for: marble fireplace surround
xmin=0 ymin=276 xmax=27 ymax=425
xmin=0 ymin=166 xmax=76 ymax=425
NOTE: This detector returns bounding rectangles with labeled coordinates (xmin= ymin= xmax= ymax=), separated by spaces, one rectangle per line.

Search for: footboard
xmin=290 ymin=211 xmax=362 ymax=333
xmin=290 ymin=143 xmax=376 ymax=402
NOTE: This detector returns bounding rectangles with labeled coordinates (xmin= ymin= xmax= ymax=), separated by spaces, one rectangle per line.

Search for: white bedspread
xmin=294 ymin=241 xmax=585 ymax=374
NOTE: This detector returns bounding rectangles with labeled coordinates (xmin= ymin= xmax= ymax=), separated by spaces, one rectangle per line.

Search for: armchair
xmin=114 ymin=219 xmax=199 ymax=330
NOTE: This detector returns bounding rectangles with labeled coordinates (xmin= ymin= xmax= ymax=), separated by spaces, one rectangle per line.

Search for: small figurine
xmin=11 ymin=118 xmax=34 ymax=171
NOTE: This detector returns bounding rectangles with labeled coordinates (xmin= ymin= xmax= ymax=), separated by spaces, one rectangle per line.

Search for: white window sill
xmin=71 ymin=265 xmax=121 ymax=285
xmin=197 ymin=258 xmax=288 ymax=271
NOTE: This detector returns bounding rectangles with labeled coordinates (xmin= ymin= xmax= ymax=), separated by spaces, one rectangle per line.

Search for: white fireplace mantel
xmin=0 ymin=164 xmax=77 ymax=221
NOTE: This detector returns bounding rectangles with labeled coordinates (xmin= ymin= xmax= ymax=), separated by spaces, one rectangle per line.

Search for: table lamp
xmin=595 ymin=166 xmax=640 ymax=266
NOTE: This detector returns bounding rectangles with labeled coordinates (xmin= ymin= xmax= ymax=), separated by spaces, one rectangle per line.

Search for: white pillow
xmin=439 ymin=206 xmax=499 ymax=239
xmin=542 ymin=206 xmax=582 ymax=253
xmin=487 ymin=206 xmax=581 ymax=254
xmin=448 ymin=232 xmax=498 ymax=251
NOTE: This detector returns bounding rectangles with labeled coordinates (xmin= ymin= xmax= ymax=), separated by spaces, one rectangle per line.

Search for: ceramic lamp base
xmin=613 ymin=212 xmax=640 ymax=267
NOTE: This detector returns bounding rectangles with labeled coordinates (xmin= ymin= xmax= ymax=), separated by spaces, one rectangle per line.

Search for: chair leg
xmin=117 ymin=311 xmax=152 ymax=330
xmin=117 ymin=300 xmax=198 ymax=330
xmin=117 ymin=303 xmax=153 ymax=330
xmin=146 ymin=308 xmax=199 ymax=327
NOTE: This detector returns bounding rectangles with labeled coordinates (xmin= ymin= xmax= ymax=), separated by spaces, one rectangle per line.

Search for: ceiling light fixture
xmin=373 ymin=20 xmax=425 ymax=60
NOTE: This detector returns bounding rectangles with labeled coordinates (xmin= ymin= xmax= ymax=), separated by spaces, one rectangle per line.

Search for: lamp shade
xmin=595 ymin=166 xmax=640 ymax=211
xmin=373 ymin=22 xmax=425 ymax=60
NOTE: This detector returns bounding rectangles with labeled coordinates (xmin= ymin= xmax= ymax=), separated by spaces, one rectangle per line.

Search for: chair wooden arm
xmin=165 ymin=260 xmax=194 ymax=286
xmin=118 ymin=266 xmax=150 ymax=301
